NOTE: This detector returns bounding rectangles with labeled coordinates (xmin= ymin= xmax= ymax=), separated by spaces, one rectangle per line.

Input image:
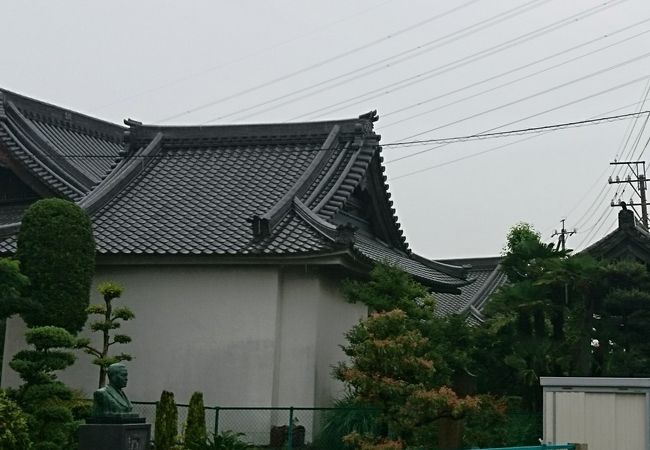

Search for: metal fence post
xmin=288 ymin=407 xmax=294 ymax=450
xmin=214 ymin=407 xmax=220 ymax=438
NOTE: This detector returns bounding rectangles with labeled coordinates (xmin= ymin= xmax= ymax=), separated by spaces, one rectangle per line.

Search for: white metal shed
xmin=541 ymin=377 xmax=650 ymax=450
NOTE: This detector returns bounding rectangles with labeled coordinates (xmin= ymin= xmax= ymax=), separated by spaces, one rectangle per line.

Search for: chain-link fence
xmin=131 ymin=401 xmax=541 ymax=449
xmin=132 ymin=401 xmax=380 ymax=448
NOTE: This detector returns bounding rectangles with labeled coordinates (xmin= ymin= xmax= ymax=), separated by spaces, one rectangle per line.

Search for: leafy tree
xmin=338 ymin=264 xmax=480 ymax=449
xmin=184 ymin=392 xmax=207 ymax=447
xmin=478 ymin=223 xmax=569 ymax=409
xmin=77 ymin=282 xmax=134 ymax=387
xmin=461 ymin=395 xmax=508 ymax=448
xmin=156 ymin=390 xmax=179 ymax=450
xmin=0 ymin=389 xmax=32 ymax=450
xmin=482 ymin=223 xmax=650 ymax=409
xmin=336 ymin=309 xmax=479 ymax=449
xmin=343 ymin=263 xmax=479 ymax=383
xmin=9 ymin=326 xmax=78 ymax=450
xmin=591 ymin=260 xmax=650 ymax=376
xmin=16 ymin=198 xmax=95 ymax=334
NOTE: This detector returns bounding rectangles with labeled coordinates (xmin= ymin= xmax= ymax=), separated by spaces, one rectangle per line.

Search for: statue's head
xmin=107 ymin=363 xmax=128 ymax=389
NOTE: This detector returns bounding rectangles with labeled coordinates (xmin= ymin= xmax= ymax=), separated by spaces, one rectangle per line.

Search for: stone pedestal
xmin=79 ymin=422 xmax=151 ymax=450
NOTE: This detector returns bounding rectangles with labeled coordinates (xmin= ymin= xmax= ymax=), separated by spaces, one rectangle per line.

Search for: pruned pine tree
xmin=10 ymin=326 xmax=78 ymax=450
xmin=77 ymin=282 xmax=134 ymax=388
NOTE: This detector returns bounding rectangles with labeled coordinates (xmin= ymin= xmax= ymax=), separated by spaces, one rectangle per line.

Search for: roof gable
xmin=582 ymin=209 xmax=650 ymax=262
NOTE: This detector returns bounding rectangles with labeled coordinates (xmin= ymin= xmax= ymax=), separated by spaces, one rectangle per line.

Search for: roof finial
xmin=358 ymin=110 xmax=379 ymax=122
xmin=124 ymin=118 xmax=142 ymax=127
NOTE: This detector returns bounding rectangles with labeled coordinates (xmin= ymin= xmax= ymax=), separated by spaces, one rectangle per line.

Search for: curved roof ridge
xmin=251 ymin=125 xmax=341 ymax=237
xmin=314 ymin=145 xmax=364 ymax=216
xmin=0 ymin=88 xmax=125 ymax=136
xmin=0 ymin=120 xmax=84 ymax=199
xmin=293 ymin=198 xmax=340 ymax=242
xmin=410 ymin=252 xmax=470 ymax=279
xmin=4 ymin=101 xmax=95 ymax=190
xmin=461 ymin=262 xmax=505 ymax=313
xmin=79 ymin=133 xmax=164 ymax=216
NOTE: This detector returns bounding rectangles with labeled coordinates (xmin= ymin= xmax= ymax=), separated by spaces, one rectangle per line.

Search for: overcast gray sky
xmin=2 ymin=0 xmax=649 ymax=259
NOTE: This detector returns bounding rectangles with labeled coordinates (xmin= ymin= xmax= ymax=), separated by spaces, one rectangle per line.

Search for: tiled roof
xmin=354 ymin=234 xmax=469 ymax=291
xmin=434 ymin=256 xmax=507 ymax=321
xmin=0 ymin=89 xmax=124 ymax=197
xmin=0 ymin=90 xmax=471 ymax=290
xmin=90 ymin=138 xmax=333 ymax=255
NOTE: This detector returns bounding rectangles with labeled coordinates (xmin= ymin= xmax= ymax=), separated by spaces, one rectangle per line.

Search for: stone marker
xmin=79 ymin=363 xmax=151 ymax=450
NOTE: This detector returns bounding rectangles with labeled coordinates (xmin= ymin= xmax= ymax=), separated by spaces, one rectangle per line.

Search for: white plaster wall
xmin=3 ymin=265 xmax=282 ymax=406
xmin=1 ymin=264 xmax=365 ymax=412
xmin=315 ymin=273 xmax=367 ymax=407
xmin=272 ymin=267 xmax=367 ymax=408
xmin=273 ymin=267 xmax=320 ymax=408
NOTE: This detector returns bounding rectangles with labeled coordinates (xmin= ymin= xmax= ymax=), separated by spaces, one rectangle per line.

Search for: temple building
xmin=0 ymin=88 xmax=472 ymax=408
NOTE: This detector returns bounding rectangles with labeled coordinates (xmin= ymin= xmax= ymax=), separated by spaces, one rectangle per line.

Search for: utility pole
xmin=609 ymin=160 xmax=649 ymax=229
xmin=552 ymin=219 xmax=576 ymax=251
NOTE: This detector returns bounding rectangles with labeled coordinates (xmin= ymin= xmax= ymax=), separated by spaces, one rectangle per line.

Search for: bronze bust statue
xmin=90 ymin=363 xmax=143 ymax=423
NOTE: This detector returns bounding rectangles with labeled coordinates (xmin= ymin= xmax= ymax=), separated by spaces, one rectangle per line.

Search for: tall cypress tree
xmin=155 ymin=391 xmax=178 ymax=450
xmin=16 ymin=198 xmax=95 ymax=334
xmin=184 ymin=392 xmax=207 ymax=446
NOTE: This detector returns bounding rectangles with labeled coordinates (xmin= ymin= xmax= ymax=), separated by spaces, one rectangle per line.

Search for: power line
xmin=93 ymin=0 xmax=397 ymax=112
xmin=210 ymin=0 xmax=550 ymax=123
xmin=606 ymin=79 xmax=650 ymax=208
xmin=290 ymin=0 xmax=628 ymax=121
xmin=556 ymin=83 xmax=650 ymax=241
xmin=382 ymin=110 xmax=650 ymax=147
xmin=397 ymin=50 xmax=650 ymax=142
xmin=387 ymin=80 xmax=650 ymax=181
xmin=155 ymin=0 xmax=483 ymax=124
xmin=576 ymin=212 xmax=617 ymax=250
xmin=386 ymin=74 xmax=650 ymax=165
xmin=381 ymin=23 xmax=650 ymax=130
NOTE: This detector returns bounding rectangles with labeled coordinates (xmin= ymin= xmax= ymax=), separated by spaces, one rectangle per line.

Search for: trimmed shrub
xmin=186 ymin=431 xmax=251 ymax=450
xmin=155 ymin=390 xmax=179 ymax=450
xmin=10 ymin=326 xmax=78 ymax=450
xmin=0 ymin=390 xmax=32 ymax=450
xmin=185 ymin=392 xmax=207 ymax=446
xmin=17 ymin=198 xmax=95 ymax=334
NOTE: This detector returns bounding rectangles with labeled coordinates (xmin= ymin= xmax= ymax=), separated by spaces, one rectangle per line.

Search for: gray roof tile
xmin=434 ymin=257 xmax=507 ymax=318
